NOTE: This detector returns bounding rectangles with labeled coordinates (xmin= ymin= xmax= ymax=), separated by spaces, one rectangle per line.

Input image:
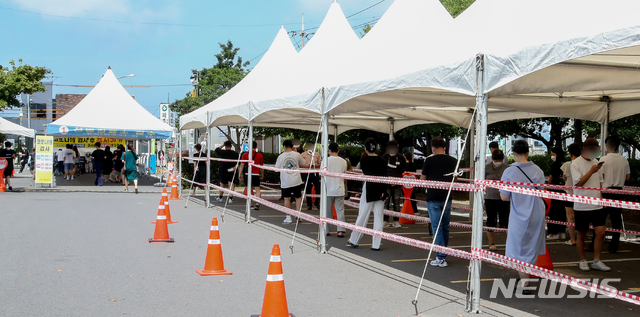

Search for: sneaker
xmin=546 ymin=234 xmax=560 ymax=240
xmin=392 ymin=221 xmax=402 ymax=228
xmin=252 ymin=204 xmax=260 ymax=210
xmin=216 ymin=196 xmax=224 ymax=203
xmin=227 ymin=197 xmax=234 ymax=204
xmin=564 ymin=240 xmax=576 ymax=246
xmin=430 ymin=259 xmax=448 ymax=267
xmin=347 ymin=240 xmax=359 ymax=248
xmin=579 ymin=260 xmax=590 ymax=271
xmin=591 ymin=261 xmax=611 ymax=272
xmin=283 ymin=216 xmax=293 ymax=224
xmin=383 ymin=221 xmax=389 ymax=228
xmin=71 ymin=176 xmax=74 ymax=180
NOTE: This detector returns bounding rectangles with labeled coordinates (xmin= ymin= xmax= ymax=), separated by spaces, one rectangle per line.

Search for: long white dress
xmin=499 ymin=161 xmax=547 ymax=264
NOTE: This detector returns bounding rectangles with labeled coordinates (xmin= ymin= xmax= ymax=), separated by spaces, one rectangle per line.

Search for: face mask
xmin=582 ymin=152 xmax=593 ymax=160
xmin=387 ymin=148 xmax=398 ymax=156
xmin=551 ymin=156 xmax=556 ymax=162
xmin=493 ymin=161 xmax=503 ymax=167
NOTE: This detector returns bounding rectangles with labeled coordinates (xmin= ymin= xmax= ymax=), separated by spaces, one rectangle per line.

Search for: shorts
xmin=574 ymin=208 xmax=607 ymax=232
xmin=113 ymin=171 xmax=121 ymax=177
xmin=219 ymin=170 xmax=233 ymax=184
xmin=65 ymin=163 xmax=74 ymax=171
xmin=282 ymin=184 xmax=303 ymax=199
xmin=564 ymin=200 xmax=574 ymax=208
xmin=485 ymin=199 xmax=510 ymax=229
xmin=244 ymin=174 xmax=261 ymax=188
xmin=3 ymin=167 xmax=13 ymax=177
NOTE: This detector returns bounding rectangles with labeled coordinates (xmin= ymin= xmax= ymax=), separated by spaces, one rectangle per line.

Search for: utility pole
xmin=301 ymin=13 xmax=305 ymax=48
xmin=289 ymin=13 xmax=314 ymax=49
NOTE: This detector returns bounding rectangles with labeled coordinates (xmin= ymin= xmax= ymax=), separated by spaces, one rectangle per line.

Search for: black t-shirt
xmin=20 ymin=149 xmax=29 ymax=162
xmin=381 ymin=153 xmax=406 ymax=178
xmin=92 ymin=149 xmax=106 ymax=166
xmin=195 ymin=152 xmax=207 ymax=169
xmin=421 ymin=154 xmax=458 ymax=202
xmin=0 ymin=149 xmax=16 ymax=168
xmin=214 ymin=148 xmax=238 ymax=172
xmin=549 ymin=161 xmax=565 ymax=185
xmin=359 ymin=155 xmax=388 ymax=202
xmin=406 ymin=161 xmax=417 ymax=173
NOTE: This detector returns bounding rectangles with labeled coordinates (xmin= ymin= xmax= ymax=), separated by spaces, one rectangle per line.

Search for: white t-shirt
xmin=326 ymin=156 xmax=347 ymax=196
xmin=599 ymin=152 xmax=630 ymax=188
xmin=56 ymin=150 xmax=64 ymax=162
xmin=275 ymin=151 xmax=306 ymax=189
xmin=560 ymin=161 xmax=573 ymax=195
xmin=571 ymin=156 xmax=603 ymax=211
xmin=63 ymin=149 xmax=76 ymax=164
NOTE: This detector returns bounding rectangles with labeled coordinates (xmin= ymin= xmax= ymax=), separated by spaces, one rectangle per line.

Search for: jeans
xmin=95 ymin=165 xmax=103 ymax=186
xmin=427 ymin=200 xmax=452 ymax=260
xmin=603 ymin=187 xmax=624 ymax=252
xmin=57 ymin=161 xmax=64 ymax=174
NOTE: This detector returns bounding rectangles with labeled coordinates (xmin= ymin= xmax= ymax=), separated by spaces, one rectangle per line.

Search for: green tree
xmin=440 ymin=0 xmax=476 ymax=17
xmin=488 ymin=118 xmax=574 ymax=153
xmin=0 ymin=59 xmax=51 ymax=110
xmin=360 ymin=23 xmax=372 ymax=38
xmin=170 ymin=40 xmax=250 ymax=151
xmin=397 ymin=124 xmax=465 ymax=155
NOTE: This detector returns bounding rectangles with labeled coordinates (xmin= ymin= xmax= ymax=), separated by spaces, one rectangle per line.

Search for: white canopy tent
xmin=0 ymin=116 xmax=36 ymax=139
xmin=47 ymin=67 xmax=174 ymax=140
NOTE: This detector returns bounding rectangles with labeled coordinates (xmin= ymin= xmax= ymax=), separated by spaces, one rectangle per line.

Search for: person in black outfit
xmin=191 ymin=144 xmax=207 ymax=197
xmin=111 ymin=145 xmax=125 ymax=183
xmin=381 ymin=140 xmax=406 ymax=228
xmin=0 ymin=141 xmax=16 ymax=190
xmin=546 ymin=147 xmax=567 ymax=239
xmin=347 ymin=138 xmax=389 ymax=251
xmin=90 ymin=142 xmax=106 ymax=186
xmin=18 ymin=144 xmax=29 ymax=173
xmin=404 ymin=151 xmax=419 ymax=216
xmin=104 ymin=146 xmax=114 ymax=183
xmin=214 ymin=141 xmax=239 ymax=202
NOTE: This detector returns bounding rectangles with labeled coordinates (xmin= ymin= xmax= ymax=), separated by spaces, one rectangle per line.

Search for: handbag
xmin=515 ymin=166 xmax=550 ymax=212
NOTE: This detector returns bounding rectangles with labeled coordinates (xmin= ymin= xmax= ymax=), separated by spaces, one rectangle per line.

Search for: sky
xmin=0 ymin=0 xmax=394 ymax=117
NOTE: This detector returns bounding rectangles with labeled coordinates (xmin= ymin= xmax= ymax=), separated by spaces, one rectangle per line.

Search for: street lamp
xmin=117 ymin=74 xmax=135 ymax=80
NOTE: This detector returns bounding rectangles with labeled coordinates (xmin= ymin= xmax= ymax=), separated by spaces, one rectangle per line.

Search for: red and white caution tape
xmin=486 ymin=180 xmax=640 ymax=196
xmin=253 ymin=164 xmax=322 ymax=174
xmin=474 ymin=248 xmax=640 ymax=306
xmin=322 ymin=169 xmax=481 ymax=192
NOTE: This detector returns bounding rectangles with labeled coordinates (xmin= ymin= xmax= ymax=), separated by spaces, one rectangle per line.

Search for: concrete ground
xmin=1 ymin=173 xmax=638 ymax=316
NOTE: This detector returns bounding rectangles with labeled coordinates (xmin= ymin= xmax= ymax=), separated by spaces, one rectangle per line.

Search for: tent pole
xmin=178 ymin=131 xmax=183 ymax=198
xmin=468 ymin=53 xmax=487 ymax=314
xmin=206 ymin=126 xmax=211 ymax=207
xmin=319 ymin=89 xmax=328 ymax=253
xmin=468 ymin=118 xmax=475 ymax=218
xmin=601 ymin=101 xmax=610 ymax=156
xmin=388 ymin=118 xmax=395 ymax=141
xmin=333 ymin=124 xmax=338 ymax=143
xmin=246 ymin=120 xmax=254 ymax=223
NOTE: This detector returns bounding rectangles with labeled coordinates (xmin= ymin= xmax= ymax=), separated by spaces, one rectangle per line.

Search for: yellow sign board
xmin=54 ymin=137 xmax=126 ymax=149
xmin=35 ymin=136 xmax=54 ymax=184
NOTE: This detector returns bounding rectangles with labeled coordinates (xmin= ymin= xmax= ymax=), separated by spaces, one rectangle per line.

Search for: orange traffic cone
xmin=169 ymin=183 xmax=182 ymax=200
xmin=153 ymin=188 xmax=177 ymax=224
xmin=196 ymin=218 xmax=232 ymax=276
xmin=166 ymin=174 xmax=174 ymax=187
xmin=243 ymin=187 xmax=255 ymax=196
xmin=257 ymin=244 xmax=292 ymax=317
xmin=311 ymin=185 xmax=316 ymax=204
xmin=332 ymin=204 xmax=337 ymax=220
xmin=535 ymin=246 xmax=553 ymax=271
xmin=398 ymin=201 xmax=416 ymax=224
xmin=149 ymin=201 xmax=174 ymax=243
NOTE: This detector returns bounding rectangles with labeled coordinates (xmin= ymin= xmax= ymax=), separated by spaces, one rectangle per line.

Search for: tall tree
xmin=170 ymin=41 xmax=250 ymax=151
xmin=397 ymin=124 xmax=464 ymax=155
xmin=0 ymin=59 xmax=50 ymax=110
xmin=488 ymin=118 xmax=573 ymax=153
xmin=440 ymin=0 xmax=476 ymax=17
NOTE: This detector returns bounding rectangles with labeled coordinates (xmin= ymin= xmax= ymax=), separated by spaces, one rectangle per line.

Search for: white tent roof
xmin=0 ymin=116 xmax=36 ymax=138
xmin=47 ymin=68 xmax=174 ymax=139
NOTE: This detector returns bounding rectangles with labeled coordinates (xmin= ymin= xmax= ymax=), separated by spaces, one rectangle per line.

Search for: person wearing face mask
xmin=300 ymin=141 xmax=321 ymax=210
xmin=489 ymin=141 xmax=509 ymax=164
xmin=381 ymin=140 xmax=406 ymax=228
xmin=560 ymin=143 xmax=582 ymax=246
xmin=599 ymin=135 xmax=630 ymax=253
xmin=484 ymin=149 xmax=509 ymax=251
xmin=570 ymin=138 xmax=609 ymax=272
xmin=546 ymin=147 xmax=567 ymax=240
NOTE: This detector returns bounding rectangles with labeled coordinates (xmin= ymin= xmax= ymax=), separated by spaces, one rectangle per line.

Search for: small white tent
xmin=0 ymin=116 xmax=36 ymax=139
xmin=47 ymin=67 xmax=174 ymax=139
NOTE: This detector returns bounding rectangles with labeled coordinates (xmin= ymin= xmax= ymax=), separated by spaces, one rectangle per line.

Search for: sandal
xmin=135 ymin=188 xmax=138 ymax=194
xmin=337 ymin=231 xmax=345 ymax=238
xmin=489 ymin=244 xmax=497 ymax=251
xmin=124 ymin=189 xmax=128 ymax=192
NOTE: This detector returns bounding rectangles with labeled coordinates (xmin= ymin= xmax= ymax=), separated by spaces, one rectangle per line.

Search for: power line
xmin=346 ymin=0 xmax=387 ymax=19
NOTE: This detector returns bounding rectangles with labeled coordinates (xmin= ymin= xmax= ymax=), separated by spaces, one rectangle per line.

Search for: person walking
xmin=275 ymin=139 xmax=309 ymax=224
xmin=381 ymin=140 xmax=406 ymax=228
xmin=324 ymin=143 xmax=348 ymax=237
xmin=347 ymin=138 xmax=388 ymax=251
xmin=191 ymin=144 xmax=207 ymax=197
xmin=499 ymin=139 xmax=547 ymax=292
xmin=561 ymin=143 xmax=581 ymax=246
xmin=104 ymin=146 xmax=114 ymax=183
xmin=55 ymin=148 xmax=64 ymax=176
xmin=123 ymin=144 xmax=139 ymax=193
xmin=546 ymin=147 xmax=568 ymax=240
xmin=485 ymin=149 xmax=509 ymax=251
xmin=110 ymin=145 xmax=123 ymax=183
xmin=301 ymin=141 xmax=321 ymax=210
xmin=421 ymin=137 xmax=457 ymax=267
xmin=238 ymin=141 xmax=264 ymax=209
xmin=599 ymin=135 xmax=630 ymax=253
xmin=0 ymin=141 xmax=16 ymax=191
xmin=90 ymin=142 xmax=105 ymax=186
xmin=72 ymin=146 xmax=80 ymax=177
xmin=215 ymin=141 xmax=239 ymax=203
xmin=18 ymin=144 xmax=29 ymax=173
xmin=63 ymin=144 xmax=76 ymax=181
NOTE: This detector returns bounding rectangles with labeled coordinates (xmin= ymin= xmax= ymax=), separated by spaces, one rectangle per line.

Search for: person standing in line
xmin=421 ymin=137 xmax=458 ymax=267
xmin=347 ymin=138 xmax=388 ymax=251
xmin=404 ymin=151 xmax=419 ymax=216
xmin=191 ymin=144 xmax=207 ymax=197
xmin=301 ymin=141 xmax=321 ymax=210
xmin=599 ymin=135 xmax=630 ymax=253
xmin=490 ymin=141 xmax=509 ymax=164
xmin=215 ymin=141 xmax=239 ymax=203
xmin=29 ymin=147 xmax=36 ymax=175
xmin=123 ymin=144 xmax=139 ymax=193
xmin=55 ymin=148 xmax=64 ymax=176
xmin=275 ymin=139 xmax=309 ymax=224
xmin=381 ymin=140 xmax=406 ymax=228
xmin=239 ymin=141 xmax=264 ymax=210
xmin=571 ymin=138 xmax=610 ymax=271
xmin=0 ymin=141 xmax=16 ymax=191
xmin=499 ymin=140 xmax=547 ymax=293
xmin=111 ymin=145 xmax=124 ymax=183
xmin=546 ymin=147 xmax=567 ymax=240
xmin=324 ymin=143 xmax=348 ymax=237
xmin=561 ymin=143 xmax=581 ymax=246
xmin=72 ymin=146 xmax=80 ymax=177
xmin=63 ymin=144 xmax=76 ymax=181
xmin=18 ymin=144 xmax=29 ymax=173
xmin=485 ymin=149 xmax=510 ymax=251
xmin=104 ymin=146 xmax=114 ymax=183
xmin=338 ymin=149 xmax=353 ymax=200
xmin=90 ymin=142 xmax=106 ymax=186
